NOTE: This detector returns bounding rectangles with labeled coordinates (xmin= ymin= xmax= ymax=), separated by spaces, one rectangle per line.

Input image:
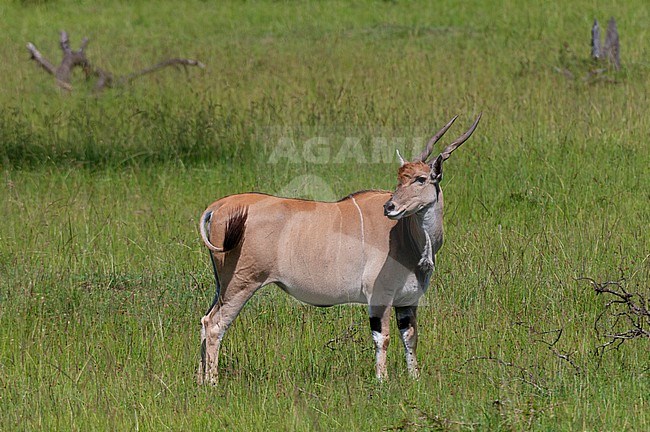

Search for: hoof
xmin=197 ymin=366 xmax=219 ymax=386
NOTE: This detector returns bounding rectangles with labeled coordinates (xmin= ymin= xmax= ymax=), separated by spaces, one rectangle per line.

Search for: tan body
xmin=205 ymin=191 xmax=439 ymax=306
xmin=198 ymin=114 xmax=481 ymax=384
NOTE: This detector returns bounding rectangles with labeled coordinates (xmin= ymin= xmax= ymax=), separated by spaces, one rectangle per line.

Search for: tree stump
xmin=591 ymin=18 xmax=620 ymax=70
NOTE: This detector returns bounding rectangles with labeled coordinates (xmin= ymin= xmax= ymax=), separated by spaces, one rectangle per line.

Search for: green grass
xmin=1 ymin=0 xmax=649 ymax=430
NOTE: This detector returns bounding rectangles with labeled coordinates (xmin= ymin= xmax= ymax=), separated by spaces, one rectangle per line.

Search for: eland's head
xmin=384 ymin=114 xmax=482 ymax=220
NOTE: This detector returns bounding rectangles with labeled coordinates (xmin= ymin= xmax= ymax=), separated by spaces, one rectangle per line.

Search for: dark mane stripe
xmin=337 ymin=189 xmax=389 ymax=202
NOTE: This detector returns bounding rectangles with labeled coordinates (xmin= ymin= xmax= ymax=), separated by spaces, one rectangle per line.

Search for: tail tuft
xmin=223 ymin=207 xmax=248 ymax=251
xmin=200 ymin=206 xmax=248 ymax=252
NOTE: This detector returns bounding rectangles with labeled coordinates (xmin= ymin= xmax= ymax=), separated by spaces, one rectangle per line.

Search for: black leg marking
xmin=206 ymin=251 xmax=221 ymax=315
xmin=369 ymin=316 xmax=382 ymax=333
xmin=200 ymin=337 xmax=207 ymax=371
xmin=395 ymin=306 xmax=417 ymax=330
xmin=397 ymin=315 xmax=411 ymax=330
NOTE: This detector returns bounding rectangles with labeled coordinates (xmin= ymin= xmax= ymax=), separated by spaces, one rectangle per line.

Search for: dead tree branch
xmin=120 ymin=58 xmax=206 ymax=85
xmin=577 ymin=273 xmax=649 ymax=359
xmin=26 ymin=42 xmax=57 ymax=75
xmin=55 ymin=31 xmax=90 ymax=84
xmin=27 ymin=31 xmax=204 ymax=92
xmin=383 ymin=404 xmax=479 ymax=431
xmin=325 ymin=323 xmax=366 ymax=351
xmin=514 ymin=321 xmax=582 ymax=374
xmin=460 ymin=355 xmax=548 ymax=394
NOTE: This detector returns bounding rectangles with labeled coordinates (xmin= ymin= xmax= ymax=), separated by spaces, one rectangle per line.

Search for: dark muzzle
xmin=383 ymin=200 xmax=395 ymax=216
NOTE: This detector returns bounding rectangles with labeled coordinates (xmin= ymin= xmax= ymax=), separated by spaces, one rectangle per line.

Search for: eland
xmin=198 ymin=114 xmax=481 ymax=383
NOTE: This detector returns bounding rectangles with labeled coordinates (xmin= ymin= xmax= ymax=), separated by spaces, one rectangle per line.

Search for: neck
xmin=407 ymin=193 xmax=444 ymax=257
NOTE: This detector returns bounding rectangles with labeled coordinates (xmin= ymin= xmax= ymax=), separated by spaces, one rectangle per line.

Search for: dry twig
xmin=577 ymin=272 xmax=649 ymax=359
xmin=27 ymin=31 xmax=204 ymax=92
xmin=460 ymin=355 xmax=547 ymax=394
xmin=514 ymin=321 xmax=582 ymax=374
xmin=325 ymin=324 xmax=369 ymax=352
xmin=383 ymin=403 xmax=478 ymax=431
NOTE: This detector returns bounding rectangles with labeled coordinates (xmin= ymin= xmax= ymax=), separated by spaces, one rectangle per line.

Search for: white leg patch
xmin=399 ymin=327 xmax=419 ymax=378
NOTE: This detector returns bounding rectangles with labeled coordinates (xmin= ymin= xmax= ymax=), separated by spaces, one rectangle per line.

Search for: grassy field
xmin=1 ymin=0 xmax=649 ymax=430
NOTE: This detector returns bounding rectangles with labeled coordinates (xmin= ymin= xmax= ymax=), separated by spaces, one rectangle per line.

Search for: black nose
xmin=383 ymin=201 xmax=395 ymax=215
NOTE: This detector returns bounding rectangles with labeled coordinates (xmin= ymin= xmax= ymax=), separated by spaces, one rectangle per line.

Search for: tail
xmin=199 ymin=206 xmax=248 ymax=253
xmin=200 ymin=206 xmax=248 ymax=315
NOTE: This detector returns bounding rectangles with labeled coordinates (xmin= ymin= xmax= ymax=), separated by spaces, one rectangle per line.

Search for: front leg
xmin=395 ymin=305 xmax=419 ymax=378
xmin=368 ymin=305 xmax=391 ymax=381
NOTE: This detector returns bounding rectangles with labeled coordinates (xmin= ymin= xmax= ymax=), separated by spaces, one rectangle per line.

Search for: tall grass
xmin=1 ymin=0 xmax=649 ymax=430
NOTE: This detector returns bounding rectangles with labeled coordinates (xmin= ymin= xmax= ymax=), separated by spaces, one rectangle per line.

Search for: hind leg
xmin=198 ymin=281 xmax=260 ymax=385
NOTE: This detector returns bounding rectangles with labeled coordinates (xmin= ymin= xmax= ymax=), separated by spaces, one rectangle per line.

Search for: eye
xmin=415 ymin=176 xmax=426 ymax=184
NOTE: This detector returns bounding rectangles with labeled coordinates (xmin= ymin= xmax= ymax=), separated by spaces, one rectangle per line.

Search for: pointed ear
xmin=429 ymin=155 xmax=443 ymax=183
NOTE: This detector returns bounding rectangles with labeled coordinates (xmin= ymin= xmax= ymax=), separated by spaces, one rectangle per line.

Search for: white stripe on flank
xmin=351 ymin=196 xmax=365 ymax=250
